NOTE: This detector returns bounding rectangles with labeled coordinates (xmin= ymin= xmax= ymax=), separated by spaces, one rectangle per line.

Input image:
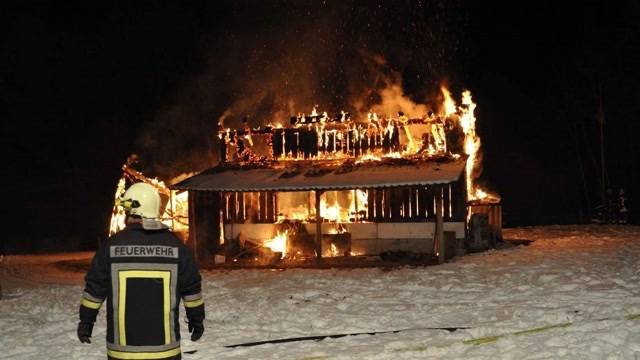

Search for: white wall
xmin=224 ymin=221 xmax=465 ymax=255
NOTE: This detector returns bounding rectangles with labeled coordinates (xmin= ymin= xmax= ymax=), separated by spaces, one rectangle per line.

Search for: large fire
xmin=264 ymin=230 xmax=288 ymax=258
xmin=448 ymin=89 xmax=500 ymax=203
xmin=108 ymin=164 xmax=190 ymax=237
xmin=108 ymin=85 xmax=499 ymax=262
xmin=218 ymin=86 xmax=499 ymax=204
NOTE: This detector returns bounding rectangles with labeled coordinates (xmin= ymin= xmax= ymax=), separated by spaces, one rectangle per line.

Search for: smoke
xmin=132 ymin=1 xmax=466 ymax=180
xmin=349 ymin=54 xmax=434 ymax=119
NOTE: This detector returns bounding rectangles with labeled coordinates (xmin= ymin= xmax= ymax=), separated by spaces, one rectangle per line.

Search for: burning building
xmin=109 ymin=161 xmax=190 ymax=240
xmin=164 ymin=87 xmax=501 ymax=266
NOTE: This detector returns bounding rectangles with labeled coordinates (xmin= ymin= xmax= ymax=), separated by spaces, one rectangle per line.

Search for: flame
xmin=327 ymin=223 xmax=348 ymax=235
xmin=165 ymin=189 xmax=190 ymax=232
xmin=355 ymin=153 xmax=382 ymax=163
xmin=317 ymin=190 xmax=370 ymax=223
xmin=458 ymin=90 xmax=481 ymax=201
xmin=441 ymin=86 xmax=457 ymax=117
xmin=330 ymin=243 xmax=339 ymax=257
xmin=279 ymin=209 xmax=308 ymax=221
xmin=435 ymin=87 xmax=500 ymax=203
xmin=384 ymin=152 xmax=402 ymax=159
xmin=277 ymin=192 xmax=310 ymax=222
xmin=264 ymin=230 xmax=288 ymax=258
xmin=471 ymin=187 xmax=501 ymax=203
xmin=354 ymin=189 xmax=368 ymax=219
xmin=109 ymin=176 xmax=127 ymax=236
xmin=320 ymin=199 xmax=343 ymax=222
xmin=385 ymin=120 xmax=394 ymax=141
xmin=431 ymin=120 xmax=447 ymax=153
xmin=474 ymin=188 xmax=490 ymax=200
xmin=108 ymin=164 xmax=190 ymax=236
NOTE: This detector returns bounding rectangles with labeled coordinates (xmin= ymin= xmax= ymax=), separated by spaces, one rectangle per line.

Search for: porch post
xmin=436 ymin=185 xmax=445 ymax=264
xmin=315 ymin=190 xmax=323 ymax=262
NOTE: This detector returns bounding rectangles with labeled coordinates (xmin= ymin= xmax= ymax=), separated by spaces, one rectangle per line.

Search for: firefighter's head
xmin=120 ymin=182 xmax=167 ymax=230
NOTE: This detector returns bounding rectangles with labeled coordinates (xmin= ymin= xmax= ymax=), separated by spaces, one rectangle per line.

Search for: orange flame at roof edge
xmin=448 ymin=88 xmax=500 ymax=203
xmin=108 ymin=164 xmax=191 ymax=236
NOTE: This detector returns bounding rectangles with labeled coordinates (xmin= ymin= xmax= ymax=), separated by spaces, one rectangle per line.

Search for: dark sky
xmin=3 ymin=0 xmax=639 ymax=252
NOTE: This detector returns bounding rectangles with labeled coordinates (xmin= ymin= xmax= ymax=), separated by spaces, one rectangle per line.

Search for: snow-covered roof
xmin=173 ymin=157 xmax=466 ymax=192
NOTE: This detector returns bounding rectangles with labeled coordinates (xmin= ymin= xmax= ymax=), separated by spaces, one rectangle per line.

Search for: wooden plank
xmin=221 ymin=192 xmax=229 ymax=223
xmin=274 ymin=191 xmax=279 ymax=222
xmin=187 ymin=191 xmax=197 ymax=254
xmin=412 ymin=187 xmax=420 ymax=220
xmin=375 ymin=189 xmax=384 ymax=221
xmin=435 ymin=185 xmax=445 ymax=264
xmin=267 ymin=191 xmax=275 ymax=223
xmin=229 ymin=192 xmax=237 ymax=223
xmin=353 ymin=189 xmax=359 ymax=222
xmin=248 ymin=192 xmax=259 ymax=223
xmin=425 ymin=186 xmax=435 ymax=221
xmin=404 ymin=187 xmax=413 ymax=220
xmin=315 ymin=191 xmax=323 ymax=261
xmin=391 ymin=188 xmax=402 ymax=221
xmin=367 ymin=188 xmax=375 ymax=221
xmin=189 ymin=191 xmax=221 ymax=264
xmin=259 ymin=192 xmax=267 ymax=223
xmin=452 ymin=179 xmax=467 ymax=222
xmin=383 ymin=188 xmax=391 ymax=221
xmin=237 ymin=191 xmax=245 ymax=223
xmin=418 ymin=187 xmax=428 ymax=220
xmin=443 ymin=184 xmax=451 ymax=220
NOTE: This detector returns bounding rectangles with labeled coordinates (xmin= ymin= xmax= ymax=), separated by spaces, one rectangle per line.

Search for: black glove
xmin=188 ymin=322 xmax=204 ymax=341
xmin=77 ymin=322 xmax=94 ymax=344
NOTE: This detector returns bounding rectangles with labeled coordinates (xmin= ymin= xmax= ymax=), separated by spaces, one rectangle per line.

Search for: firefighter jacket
xmin=79 ymin=223 xmax=205 ymax=360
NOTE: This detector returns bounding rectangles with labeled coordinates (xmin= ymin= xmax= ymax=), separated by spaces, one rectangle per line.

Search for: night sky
xmin=4 ymin=0 xmax=639 ymax=253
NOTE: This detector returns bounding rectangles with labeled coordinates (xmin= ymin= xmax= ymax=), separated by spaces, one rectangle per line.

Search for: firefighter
xmin=77 ymin=182 xmax=205 ymax=360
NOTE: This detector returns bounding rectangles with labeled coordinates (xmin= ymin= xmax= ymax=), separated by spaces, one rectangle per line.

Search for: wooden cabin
xmin=173 ymin=156 xmax=469 ymax=265
xmin=171 ymin=114 xmax=501 ymax=266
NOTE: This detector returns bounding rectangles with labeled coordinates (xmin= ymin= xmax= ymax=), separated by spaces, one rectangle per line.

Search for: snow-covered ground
xmin=1 ymin=225 xmax=640 ymax=359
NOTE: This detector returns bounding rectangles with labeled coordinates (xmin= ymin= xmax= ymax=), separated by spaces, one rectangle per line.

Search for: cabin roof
xmin=173 ymin=156 xmax=466 ymax=192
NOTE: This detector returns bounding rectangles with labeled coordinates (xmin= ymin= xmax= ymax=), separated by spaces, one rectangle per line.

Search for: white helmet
xmin=120 ymin=182 xmax=167 ymax=230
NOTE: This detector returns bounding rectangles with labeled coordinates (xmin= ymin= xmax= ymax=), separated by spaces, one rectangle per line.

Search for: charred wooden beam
xmin=411 ymin=187 xmax=420 ymax=220
xmin=453 ymin=178 xmax=467 ymax=222
xmin=443 ymin=185 xmax=451 ymax=220
xmin=367 ymin=188 xmax=376 ymax=221
xmin=273 ymin=192 xmax=279 ymax=222
xmin=188 ymin=191 xmax=221 ymax=264
xmin=272 ymin=129 xmax=284 ymax=158
xmin=391 ymin=188 xmax=402 ymax=221
xmin=259 ymin=192 xmax=267 ymax=223
xmin=425 ymin=186 xmax=435 ymax=221
xmin=315 ymin=190 xmax=323 ymax=262
xmin=229 ymin=192 xmax=237 ymax=223
xmin=238 ymin=192 xmax=245 ymax=223
xmin=435 ymin=185 xmax=445 ymax=264
xmin=267 ymin=191 xmax=275 ymax=223
xmin=418 ymin=187 xmax=429 ymax=220
xmin=222 ymin=193 xmax=229 ymax=222
xmin=383 ymin=189 xmax=391 ymax=221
